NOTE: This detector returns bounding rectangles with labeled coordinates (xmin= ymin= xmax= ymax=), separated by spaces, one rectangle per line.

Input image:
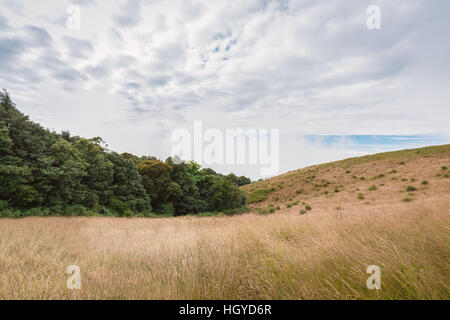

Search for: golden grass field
xmin=0 ymin=145 xmax=449 ymax=299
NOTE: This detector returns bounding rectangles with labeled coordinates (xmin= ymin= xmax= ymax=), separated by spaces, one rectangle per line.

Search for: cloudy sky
xmin=1 ymin=0 xmax=449 ymax=179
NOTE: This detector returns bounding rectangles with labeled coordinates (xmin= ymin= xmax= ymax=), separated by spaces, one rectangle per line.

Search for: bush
xmin=441 ymin=166 xmax=448 ymax=171
xmin=0 ymin=200 xmax=9 ymax=211
xmin=247 ymin=188 xmax=274 ymax=204
xmin=406 ymin=186 xmax=418 ymax=192
xmin=257 ymin=208 xmax=272 ymax=215
xmin=0 ymin=209 xmax=21 ymax=218
xmin=108 ymin=197 xmax=130 ymax=215
xmin=223 ymin=206 xmax=251 ymax=216
xmin=305 ymin=205 xmax=312 ymax=211
xmin=155 ymin=203 xmax=175 ymax=216
xmin=299 ymin=209 xmax=307 ymax=215
xmin=358 ymin=193 xmax=365 ymax=200
xmin=421 ymin=180 xmax=429 ymax=185
xmin=368 ymin=185 xmax=377 ymax=191
xmin=402 ymin=198 xmax=413 ymax=202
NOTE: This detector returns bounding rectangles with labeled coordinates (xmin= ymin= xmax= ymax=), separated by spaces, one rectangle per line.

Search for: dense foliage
xmin=0 ymin=90 xmax=250 ymax=217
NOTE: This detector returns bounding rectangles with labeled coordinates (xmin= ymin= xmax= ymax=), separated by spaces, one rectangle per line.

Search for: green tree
xmin=107 ymin=152 xmax=151 ymax=213
xmin=137 ymin=160 xmax=173 ymax=210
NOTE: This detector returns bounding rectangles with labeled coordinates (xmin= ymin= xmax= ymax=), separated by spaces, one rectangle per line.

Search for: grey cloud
xmin=84 ymin=64 xmax=111 ymax=79
xmin=23 ymin=25 xmax=53 ymax=47
xmin=0 ymin=0 xmax=25 ymax=16
xmin=112 ymin=0 xmax=142 ymax=28
xmin=0 ymin=13 xmax=10 ymax=30
xmin=70 ymin=0 xmax=97 ymax=6
xmin=62 ymin=36 xmax=94 ymax=59
xmin=54 ymin=68 xmax=87 ymax=82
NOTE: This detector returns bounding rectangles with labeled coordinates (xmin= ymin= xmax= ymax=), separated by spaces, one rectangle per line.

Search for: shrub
xmin=441 ymin=166 xmax=448 ymax=171
xmin=421 ymin=180 xmax=429 ymax=185
xmin=334 ymin=188 xmax=340 ymax=193
xmin=368 ymin=185 xmax=377 ymax=191
xmin=305 ymin=205 xmax=312 ymax=211
xmin=286 ymin=204 xmax=292 ymax=208
xmin=155 ymin=203 xmax=175 ymax=216
xmin=406 ymin=186 xmax=418 ymax=192
xmin=109 ymin=197 xmax=130 ymax=215
xmin=0 ymin=200 xmax=9 ymax=211
xmin=247 ymin=188 xmax=275 ymax=204
xmin=223 ymin=206 xmax=251 ymax=215
xmin=299 ymin=209 xmax=307 ymax=215
xmin=358 ymin=193 xmax=365 ymax=200
xmin=257 ymin=208 xmax=271 ymax=215
xmin=402 ymin=198 xmax=413 ymax=202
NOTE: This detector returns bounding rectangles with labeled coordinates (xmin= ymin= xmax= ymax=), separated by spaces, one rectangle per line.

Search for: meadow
xmin=1 ymin=145 xmax=449 ymax=300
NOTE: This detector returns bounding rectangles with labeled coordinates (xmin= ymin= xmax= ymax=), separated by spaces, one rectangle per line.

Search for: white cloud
xmin=0 ymin=0 xmax=449 ymax=179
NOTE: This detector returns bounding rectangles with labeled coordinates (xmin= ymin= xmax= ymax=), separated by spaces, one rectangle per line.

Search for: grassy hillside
xmin=0 ymin=144 xmax=449 ymax=299
xmin=243 ymin=144 xmax=450 ymax=213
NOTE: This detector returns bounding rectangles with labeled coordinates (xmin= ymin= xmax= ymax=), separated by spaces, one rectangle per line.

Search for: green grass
xmin=247 ymin=188 xmax=276 ymax=204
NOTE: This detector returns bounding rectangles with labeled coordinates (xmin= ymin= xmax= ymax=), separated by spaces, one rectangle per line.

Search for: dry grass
xmin=0 ymin=145 xmax=449 ymax=300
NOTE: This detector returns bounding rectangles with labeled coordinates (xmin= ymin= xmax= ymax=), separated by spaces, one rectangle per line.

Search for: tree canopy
xmin=0 ymin=90 xmax=251 ymax=217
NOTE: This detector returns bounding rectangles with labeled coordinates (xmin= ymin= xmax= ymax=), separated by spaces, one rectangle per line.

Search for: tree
xmin=137 ymin=160 xmax=173 ymax=210
xmin=199 ymin=174 xmax=246 ymax=211
xmin=75 ymin=138 xmax=114 ymax=208
xmin=107 ymin=152 xmax=151 ymax=213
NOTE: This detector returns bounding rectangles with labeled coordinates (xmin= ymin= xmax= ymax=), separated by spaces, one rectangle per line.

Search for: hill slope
xmin=243 ymin=144 xmax=450 ymax=214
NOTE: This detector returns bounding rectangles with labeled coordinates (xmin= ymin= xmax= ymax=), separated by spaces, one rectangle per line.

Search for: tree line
xmin=0 ymin=90 xmax=251 ymax=217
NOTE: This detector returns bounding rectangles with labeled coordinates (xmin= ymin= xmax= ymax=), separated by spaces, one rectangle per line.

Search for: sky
xmin=1 ymin=0 xmax=449 ymax=180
